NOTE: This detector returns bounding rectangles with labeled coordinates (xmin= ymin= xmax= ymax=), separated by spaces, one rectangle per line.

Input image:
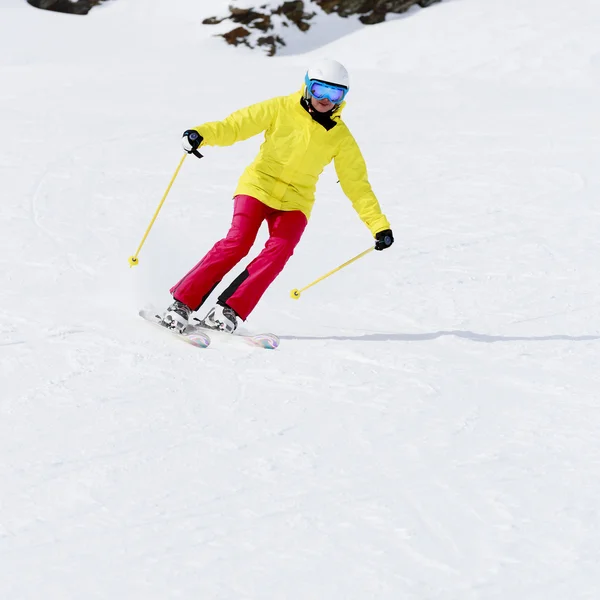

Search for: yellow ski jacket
xmin=193 ymin=91 xmax=390 ymax=236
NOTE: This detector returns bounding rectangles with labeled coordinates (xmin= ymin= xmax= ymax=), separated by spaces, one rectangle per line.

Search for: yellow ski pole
xmin=128 ymin=153 xmax=188 ymax=267
xmin=290 ymin=246 xmax=374 ymax=299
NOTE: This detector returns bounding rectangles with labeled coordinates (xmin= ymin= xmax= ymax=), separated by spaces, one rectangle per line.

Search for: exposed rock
xmin=274 ymin=1 xmax=315 ymax=32
xmin=257 ymin=34 xmax=287 ymax=57
xmin=202 ymin=16 xmax=226 ymax=26
xmin=315 ymin=0 xmax=442 ymax=24
xmin=26 ymin=0 xmax=109 ymax=15
xmin=223 ymin=26 xmax=252 ymax=47
xmin=28 ymin=0 xmax=444 ymax=51
xmin=204 ymin=0 xmax=443 ymax=54
xmin=205 ymin=0 xmax=317 ymax=55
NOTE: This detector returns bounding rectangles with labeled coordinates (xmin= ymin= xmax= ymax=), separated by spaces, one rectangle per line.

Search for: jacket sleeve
xmin=194 ymin=97 xmax=281 ymax=147
xmin=334 ymin=130 xmax=391 ymax=236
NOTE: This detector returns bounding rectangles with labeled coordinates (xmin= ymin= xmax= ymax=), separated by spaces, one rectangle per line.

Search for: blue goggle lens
xmin=308 ymin=80 xmax=347 ymax=104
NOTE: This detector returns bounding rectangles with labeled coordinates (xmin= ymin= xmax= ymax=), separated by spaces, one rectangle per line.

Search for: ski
xmin=191 ymin=317 xmax=280 ymax=350
xmin=139 ymin=309 xmax=211 ymax=348
xmin=139 ymin=308 xmax=279 ymax=350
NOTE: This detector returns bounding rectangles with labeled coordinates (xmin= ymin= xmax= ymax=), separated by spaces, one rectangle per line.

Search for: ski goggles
xmin=305 ymin=76 xmax=348 ymax=104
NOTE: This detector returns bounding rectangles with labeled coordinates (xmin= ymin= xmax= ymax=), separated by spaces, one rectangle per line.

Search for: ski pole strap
xmin=192 ymin=149 xmax=203 ymax=159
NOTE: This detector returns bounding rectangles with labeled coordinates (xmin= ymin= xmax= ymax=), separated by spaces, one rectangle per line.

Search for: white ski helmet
xmin=305 ymin=58 xmax=350 ymax=93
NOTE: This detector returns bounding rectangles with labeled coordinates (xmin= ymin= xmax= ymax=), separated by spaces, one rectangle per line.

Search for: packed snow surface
xmin=2 ymin=0 xmax=600 ymax=598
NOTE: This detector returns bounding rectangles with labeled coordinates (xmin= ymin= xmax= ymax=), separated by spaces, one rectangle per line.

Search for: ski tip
xmin=184 ymin=332 xmax=211 ymax=348
xmin=249 ymin=333 xmax=280 ymax=350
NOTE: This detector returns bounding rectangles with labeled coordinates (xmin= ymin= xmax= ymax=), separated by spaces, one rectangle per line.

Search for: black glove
xmin=374 ymin=229 xmax=394 ymax=251
xmin=182 ymin=129 xmax=203 ymax=158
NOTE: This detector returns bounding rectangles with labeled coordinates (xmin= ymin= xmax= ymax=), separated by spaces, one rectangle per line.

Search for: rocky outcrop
xmin=203 ymin=1 xmax=316 ymax=57
xmin=26 ymin=0 xmax=108 ymax=15
xmin=26 ymin=0 xmax=443 ymax=51
xmin=204 ymin=0 xmax=443 ymax=54
xmin=316 ymin=0 xmax=442 ymax=25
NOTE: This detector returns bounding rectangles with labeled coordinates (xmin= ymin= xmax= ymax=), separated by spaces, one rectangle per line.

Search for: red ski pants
xmin=170 ymin=195 xmax=307 ymax=320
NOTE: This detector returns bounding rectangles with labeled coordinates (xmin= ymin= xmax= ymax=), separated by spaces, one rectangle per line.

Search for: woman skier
xmin=161 ymin=58 xmax=394 ymax=334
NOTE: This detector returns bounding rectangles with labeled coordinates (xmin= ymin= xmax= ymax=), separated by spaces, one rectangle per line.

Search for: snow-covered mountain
xmin=2 ymin=0 xmax=600 ymax=598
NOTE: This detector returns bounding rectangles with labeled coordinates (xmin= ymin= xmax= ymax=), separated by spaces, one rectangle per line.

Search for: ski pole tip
xmin=128 ymin=256 xmax=139 ymax=267
xmin=290 ymin=289 xmax=301 ymax=300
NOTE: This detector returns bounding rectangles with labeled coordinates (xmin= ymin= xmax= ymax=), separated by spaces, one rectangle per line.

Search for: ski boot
xmin=202 ymin=303 xmax=238 ymax=333
xmin=161 ymin=299 xmax=192 ymax=333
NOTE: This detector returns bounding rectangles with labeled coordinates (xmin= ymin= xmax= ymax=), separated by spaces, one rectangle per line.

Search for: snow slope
xmin=2 ymin=0 xmax=600 ymax=598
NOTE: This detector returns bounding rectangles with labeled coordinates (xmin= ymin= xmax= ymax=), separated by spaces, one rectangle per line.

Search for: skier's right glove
xmin=182 ymin=129 xmax=203 ymax=158
xmin=374 ymin=229 xmax=394 ymax=251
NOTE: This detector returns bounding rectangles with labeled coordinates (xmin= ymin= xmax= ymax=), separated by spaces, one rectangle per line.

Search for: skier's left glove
xmin=182 ymin=129 xmax=203 ymax=158
xmin=374 ymin=229 xmax=394 ymax=251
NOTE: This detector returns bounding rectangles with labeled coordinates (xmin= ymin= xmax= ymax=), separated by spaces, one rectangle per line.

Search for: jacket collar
xmin=298 ymin=89 xmax=346 ymax=131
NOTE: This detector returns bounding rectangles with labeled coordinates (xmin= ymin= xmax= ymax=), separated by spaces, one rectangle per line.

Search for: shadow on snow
xmin=279 ymin=331 xmax=600 ymax=343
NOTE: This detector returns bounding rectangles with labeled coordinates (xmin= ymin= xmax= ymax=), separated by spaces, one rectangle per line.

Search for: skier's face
xmin=310 ymin=95 xmax=335 ymax=113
